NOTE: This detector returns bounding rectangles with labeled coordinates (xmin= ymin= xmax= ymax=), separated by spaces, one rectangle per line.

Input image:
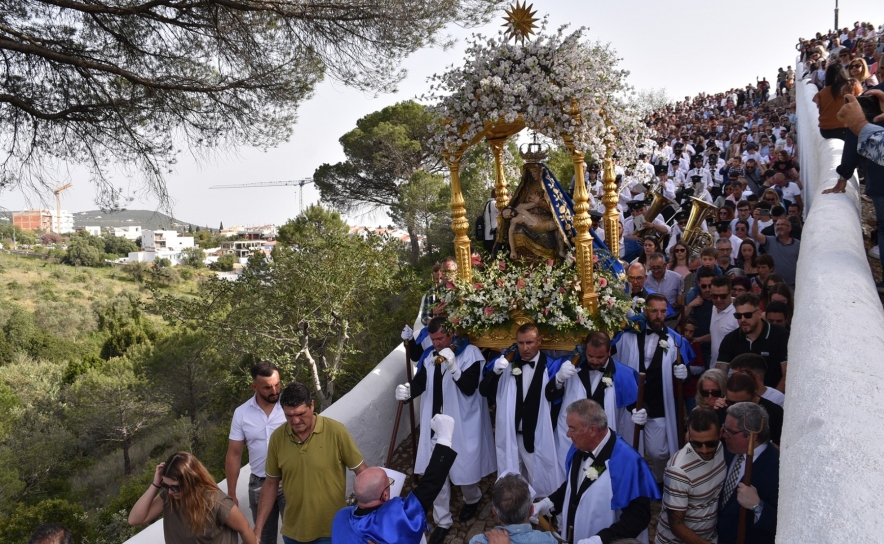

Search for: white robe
xmin=495 ymin=362 xmax=564 ymax=497
xmin=415 ymin=344 xmax=496 ymax=485
xmin=555 ymin=374 xmax=628 ymax=471
xmin=560 ymin=465 xmax=649 ymax=544
xmin=613 ymin=330 xmax=680 ymax=459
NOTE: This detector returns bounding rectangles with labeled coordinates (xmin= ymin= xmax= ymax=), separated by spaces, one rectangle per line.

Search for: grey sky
xmin=1 ymin=0 xmax=878 ymax=228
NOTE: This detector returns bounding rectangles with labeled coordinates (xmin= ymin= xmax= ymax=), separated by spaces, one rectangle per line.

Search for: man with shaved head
xmin=331 ymin=414 xmax=458 ymax=543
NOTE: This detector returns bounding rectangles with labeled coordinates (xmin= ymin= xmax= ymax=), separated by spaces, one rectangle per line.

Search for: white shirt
xmin=229 ymin=395 xmax=287 ymax=477
xmin=520 ymin=351 xmax=542 ymax=401
xmin=779 ymin=182 xmax=802 ymax=204
xmin=577 ymin=428 xmax=612 ymax=485
xmin=710 ymin=304 xmax=739 ymax=366
xmin=760 ymin=387 xmax=785 ymax=407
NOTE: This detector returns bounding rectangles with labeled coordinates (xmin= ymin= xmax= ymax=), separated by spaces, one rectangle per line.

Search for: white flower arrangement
xmin=584 ymin=466 xmax=599 ymax=480
xmin=439 ymin=250 xmax=632 ymax=335
xmin=658 ymin=339 xmax=669 ymax=353
xmin=423 ymin=20 xmax=650 ymax=167
xmin=511 ymin=366 xmax=522 ymax=376
xmin=602 ymin=376 xmax=614 ymax=388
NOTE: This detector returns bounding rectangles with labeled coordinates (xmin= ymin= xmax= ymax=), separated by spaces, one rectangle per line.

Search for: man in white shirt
xmin=773 ymin=173 xmax=803 ymax=209
xmin=709 ymin=277 xmax=739 ymax=370
xmin=226 ymin=361 xmax=287 ymax=544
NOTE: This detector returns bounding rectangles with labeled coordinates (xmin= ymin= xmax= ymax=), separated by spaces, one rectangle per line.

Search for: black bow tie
xmin=519 ymin=359 xmax=536 ymax=369
xmin=577 ymin=449 xmax=596 ymax=462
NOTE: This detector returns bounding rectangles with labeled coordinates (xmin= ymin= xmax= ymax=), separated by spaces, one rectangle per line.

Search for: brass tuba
xmin=635 ymin=189 xmax=679 ymax=244
xmin=682 ymin=197 xmax=717 ymax=255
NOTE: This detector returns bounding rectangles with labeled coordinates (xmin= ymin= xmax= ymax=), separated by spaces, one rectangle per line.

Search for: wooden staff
xmin=736 ymin=415 xmax=765 ymax=544
xmin=385 ymin=340 xmax=419 ymax=468
xmin=632 ymin=372 xmax=646 ymax=450
xmin=674 ymin=343 xmax=686 ymax=449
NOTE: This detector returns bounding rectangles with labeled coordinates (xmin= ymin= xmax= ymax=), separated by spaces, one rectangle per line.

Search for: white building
xmin=82 ymin=226 xmax=102 ymax=236
xmin=128 ymin=230 xmax=195 ymax=265
xmin=113 ymin=225 xmax=142 ymax=240
xmin=50 ymin=210 xmax=74 ymax=234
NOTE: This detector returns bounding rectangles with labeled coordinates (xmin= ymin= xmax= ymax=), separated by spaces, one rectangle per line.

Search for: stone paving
xmin=387 ymin=429 xmax=661 ymax=543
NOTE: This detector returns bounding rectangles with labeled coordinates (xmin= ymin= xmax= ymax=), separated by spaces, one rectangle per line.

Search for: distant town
xmin=3 ymin=208 xmax=416 ymax=276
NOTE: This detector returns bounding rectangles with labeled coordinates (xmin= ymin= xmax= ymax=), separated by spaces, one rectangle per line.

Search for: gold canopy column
xmin=564 ymin=134 xmax=598 ymax=314
xmin=446 ymin=153 xmax=473 ymax=282
xmin=601 ymin=153 xmax=620 ymax=258
xmin=487 ymin=136 xmax=511 ymax=248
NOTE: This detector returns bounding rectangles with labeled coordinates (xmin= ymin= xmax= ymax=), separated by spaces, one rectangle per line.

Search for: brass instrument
xmin=635 ymin=189 xmax=679 ymax=243
xmin=682 ymin=197 xmax=717 ymax=255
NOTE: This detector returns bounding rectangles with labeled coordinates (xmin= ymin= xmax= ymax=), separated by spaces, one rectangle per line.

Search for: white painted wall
xmin=776 ymin=64 xmax=884 ymax=543
xmin=124 ymin=338 xmax=423 ymax=544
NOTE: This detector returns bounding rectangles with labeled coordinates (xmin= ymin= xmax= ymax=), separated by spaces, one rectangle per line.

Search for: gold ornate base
xmin=464 ymin=321 xmax=586 ymax=351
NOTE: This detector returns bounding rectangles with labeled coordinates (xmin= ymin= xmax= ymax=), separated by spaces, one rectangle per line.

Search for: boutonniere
xmin=511 ymin=363 xmax=522 ymax=376
xmin=602 ymin=375 xmax=614 ymax=388
xmin=585 ymin=464 xmax=606 ymax=481
xmin=658 ymin=338 xmax=669 ymax=353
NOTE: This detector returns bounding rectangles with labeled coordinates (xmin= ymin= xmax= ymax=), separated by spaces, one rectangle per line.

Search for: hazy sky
xmin=1 ymin=0 xmax=880 ymax=228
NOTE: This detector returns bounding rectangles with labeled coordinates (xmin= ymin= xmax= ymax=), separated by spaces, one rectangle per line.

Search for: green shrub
xmin=0 ymin=499 xmax=92 ymax=544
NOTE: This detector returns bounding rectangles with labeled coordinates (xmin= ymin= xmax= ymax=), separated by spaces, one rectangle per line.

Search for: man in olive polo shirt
xmin=254 ymin=382 xmax=366 ymax=544
xmin=716 ymin=293 xmax=789 ymax=394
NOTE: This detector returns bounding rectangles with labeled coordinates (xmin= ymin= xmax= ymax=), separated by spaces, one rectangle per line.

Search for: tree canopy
xmin=0 ymin=0 xmax=503 ymax=208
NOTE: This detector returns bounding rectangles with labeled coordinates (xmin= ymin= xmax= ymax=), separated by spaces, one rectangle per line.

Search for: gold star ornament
xmin=502 ymin=1 xmax=538 ymax=45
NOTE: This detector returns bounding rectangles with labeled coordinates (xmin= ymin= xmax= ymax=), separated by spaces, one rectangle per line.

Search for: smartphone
xmin=855 ymin=95 xmax=883 ymax=122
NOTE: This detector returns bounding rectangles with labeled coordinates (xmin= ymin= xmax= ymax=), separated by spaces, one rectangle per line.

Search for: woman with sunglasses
xmin=694 ymin=369 xmax=727 ymax=410
xmin=848 ymin=58 xmax=879 ymax=91
xmin=668 ymin=242 xmax=691 ymax=278
xmin=129 ymin=452 xmax=256 ymax=544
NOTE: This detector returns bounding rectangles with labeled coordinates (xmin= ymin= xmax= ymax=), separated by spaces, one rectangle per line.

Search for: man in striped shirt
xmin=656 ymin=408 xmax=726 ymax=544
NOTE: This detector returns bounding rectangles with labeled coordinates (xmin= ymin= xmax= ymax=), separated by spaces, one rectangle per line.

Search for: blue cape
xmin=484 ymin=349 xmax=566 ymax=381
xmin=332 ymin=495 xmax=426 ymax=544
xmin=564 ymin=433 xmax=661 ymax=510
xmin=538 ymin=163 xmax=624 ymax=277
xmin=415 ymin=326 xmax=429 ymax=346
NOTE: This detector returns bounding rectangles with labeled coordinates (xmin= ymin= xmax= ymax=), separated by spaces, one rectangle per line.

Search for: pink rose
xmin=445 ymin=281 xmax=456 ymax=290
xmin=450 ymin=317 xmax=461 ymax=324
xmin=471 ymin=254 xmax=481 ymax=265
xmin=498 ymin=261 xmax=507 ymax=271
xmin=516 ymin=278 xmax=526 ymax=289
xmin=598 ymin=277 xmax=608 ymax=288
xmin=473 ymin=282 xmax=483 ymax=290
xmin=497 ymin=278 xmax=506 ymax=287
xmin=546 ymin=259 xmax=555 ymax=266
xmin=559 ymin=287 xmax=566 ymax=293
xmin=592 ymin=254 xmax=599 ymax=263
xmin=436 ymin=301 xmax=447 ymax=311
xmin=542 ymin=308 xmax=550 ymax=315
xmin=484 ymin=306 xmax=494 ymax=316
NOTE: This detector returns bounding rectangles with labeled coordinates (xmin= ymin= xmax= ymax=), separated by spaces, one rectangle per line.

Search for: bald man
xmin=331 ymin=415 xmax=458 ymax=544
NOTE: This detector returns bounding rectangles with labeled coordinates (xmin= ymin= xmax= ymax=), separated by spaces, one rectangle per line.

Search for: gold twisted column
xmin=601 ymin=152 xmax=620 ymax=258
xmin=487 ymin=136 xmax=511 ymax=248
xmin=447 ymin=153 xmax=472 ymax=282
xmin=564 ymin=136 xmax=598 ymax=314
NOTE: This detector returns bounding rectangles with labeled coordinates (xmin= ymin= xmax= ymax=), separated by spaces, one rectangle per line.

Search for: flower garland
xmin=423 ymin=20 xmax=650 ymax=165
xmin=438 ymin=250 xmax=633 ymax=336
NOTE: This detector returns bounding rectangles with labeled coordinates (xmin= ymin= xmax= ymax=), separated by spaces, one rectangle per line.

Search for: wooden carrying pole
xmin=675 ymin=346 xmax=686 ymax=449
xmin=736 ymin=416 xmax=765 ymax=544
xmin=385 ymin=340 xmax=419 ymax=468
xmin=633 ymin=372 xmax=646 ymax=450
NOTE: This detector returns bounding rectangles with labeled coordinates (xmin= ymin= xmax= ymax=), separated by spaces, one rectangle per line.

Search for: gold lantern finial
xmin=502 ymin=1 xmax=538 ymax=45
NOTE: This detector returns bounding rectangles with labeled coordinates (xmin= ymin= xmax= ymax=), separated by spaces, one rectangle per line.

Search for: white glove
xmin=439 ymin=347 xmax=460 ymax=379
xmin=529 ymin=497 xmax=553 ymax=523
xmin=577 ymin=537 xmax=603 ymax=544
xmin=431 ymin=414 xmax=455 ymax=448
xmin=631 ymin=408 xmax=648 ymax=426
xmin=673 ymin=364 xmax=688 ymax=380
xmin=493 ymin=356 xmax=508 ymax=375
xmin=555 ymin=361 xmax=578 ymax=387
xmin=394 ymin=383 xmax=410 ymax=402
xmin=400 ymin=324 xmax=413 ymax=341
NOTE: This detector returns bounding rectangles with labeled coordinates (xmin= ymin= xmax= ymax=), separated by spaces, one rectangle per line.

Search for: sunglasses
xmin=733 ymin=310 xmax=758 ymax=319
xmin=700 ymin=388 xmax=723 ymax=398
xmin=160 ymin=481 xmax=181 ymax=494
xmin=849 ymin=64 xmax=862 ymax=68
xmin=674 ymin=248 xmax=687 ymax=253
xmin=690 ymin=439 xmax=721 ymax=450
xmin=711 ymin=293 xmax=730 ymax=300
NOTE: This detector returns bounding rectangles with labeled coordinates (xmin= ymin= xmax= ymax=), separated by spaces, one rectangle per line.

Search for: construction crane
xmin=53 ymin=183 xmax=72 ymax=234
xmin=209 ymin=179 xmax=315 ymax=213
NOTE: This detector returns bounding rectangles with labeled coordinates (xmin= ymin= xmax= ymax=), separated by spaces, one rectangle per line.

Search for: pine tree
xmin=220 ymin=221 xmax=224 ymax=231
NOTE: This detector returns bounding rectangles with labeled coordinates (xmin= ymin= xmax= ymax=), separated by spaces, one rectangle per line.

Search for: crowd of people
xmin=23 ymin=20 xmax=884 ymax=544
